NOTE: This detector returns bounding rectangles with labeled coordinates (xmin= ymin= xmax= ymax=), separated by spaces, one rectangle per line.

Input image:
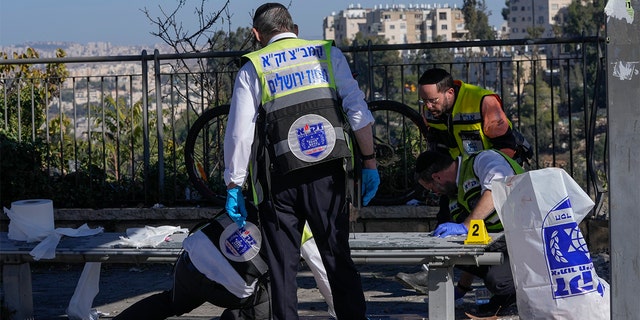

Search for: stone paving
xmin=24 ymin=262 xmax=521 ymax=320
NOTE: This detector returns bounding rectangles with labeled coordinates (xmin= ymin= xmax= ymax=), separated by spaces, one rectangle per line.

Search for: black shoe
xmin=476 ymin=293 xmax=517 ymax=316
xmin=455 ymin=283 xmax=473 ymax=300
xmin=395 ymin=270 xmax=429 ymax=295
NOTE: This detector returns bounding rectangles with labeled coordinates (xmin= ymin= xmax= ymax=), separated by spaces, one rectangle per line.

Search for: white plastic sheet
xmin=66 ymin=262 xmax=101 ymax=320
xmin=30 ymin=223 xmax=104 ymax=260
xmin=117 ymin=225 xmax=188 ymax=248
xmin=491 ymin=168 xmax=609 ymax=320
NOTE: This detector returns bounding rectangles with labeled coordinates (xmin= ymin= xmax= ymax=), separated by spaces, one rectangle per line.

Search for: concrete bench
xmin=0 ymin=231 xmax=503 ymax=320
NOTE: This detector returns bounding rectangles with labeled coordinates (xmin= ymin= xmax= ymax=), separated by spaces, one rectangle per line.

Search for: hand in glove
xmin=225 ymin=186 xmax=247 ymax=228
xmin=432 ymin=222 xmax=468 ymax=238
xmin=361 ymin=168 xmax=380 ymax=206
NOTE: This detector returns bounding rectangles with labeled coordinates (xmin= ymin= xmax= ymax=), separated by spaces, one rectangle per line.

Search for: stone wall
xmin=0 ymin=205 xmax=440 ymax=233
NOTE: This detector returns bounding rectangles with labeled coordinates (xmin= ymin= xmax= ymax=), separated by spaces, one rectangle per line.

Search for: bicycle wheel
xmin=184 ymin=105 xmax=230 ymax=205
xmin=366 ymin=100 xmax=429 ymax=206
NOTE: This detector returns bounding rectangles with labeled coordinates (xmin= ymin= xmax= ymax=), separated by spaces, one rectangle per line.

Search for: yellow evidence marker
xmin=464 ymin=219 xmax=492 ymax=245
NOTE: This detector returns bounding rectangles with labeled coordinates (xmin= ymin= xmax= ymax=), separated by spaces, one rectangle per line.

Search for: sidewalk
xmin=26 ymin=262 xmax=520 ymax=320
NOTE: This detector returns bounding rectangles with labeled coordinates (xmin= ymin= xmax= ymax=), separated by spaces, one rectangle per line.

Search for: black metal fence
xmin=0 ymin=36 xmax=607 ymax=208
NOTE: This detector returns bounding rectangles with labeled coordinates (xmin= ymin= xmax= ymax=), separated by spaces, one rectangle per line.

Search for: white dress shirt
xmin=223 ymin=33 xmax=374 ymax=187
xmin=472 ymin=150 xmax=517 ymax=192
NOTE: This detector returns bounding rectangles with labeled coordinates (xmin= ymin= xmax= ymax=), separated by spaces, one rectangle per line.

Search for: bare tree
xmin=142 ymin=0 xmax=255 ymax=109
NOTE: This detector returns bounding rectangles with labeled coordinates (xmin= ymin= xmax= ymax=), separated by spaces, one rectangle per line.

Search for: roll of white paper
xmin=4 ymin=199 xmax=55 ymax=242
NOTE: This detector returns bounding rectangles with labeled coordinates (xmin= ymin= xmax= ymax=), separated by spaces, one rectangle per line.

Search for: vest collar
xmin=267 ymin=32 xmax=298 ymax=45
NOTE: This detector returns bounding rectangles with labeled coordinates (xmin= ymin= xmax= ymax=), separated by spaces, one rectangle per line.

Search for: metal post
xmin=427 ymin=265 xmax=455 ymax=319
xmin=141 ymin=50 xmax=150 ymax=202
xmin=154 ymin=49 xmax=165 ymax=203
xmin=606 ymin=0 xmax=640 ymax=318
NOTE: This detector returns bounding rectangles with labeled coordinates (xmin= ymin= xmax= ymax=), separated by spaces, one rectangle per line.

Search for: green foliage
xmin=0 ymin=48 xmax=69 ymax=143
xmin=416 ymin=35 xmax=455 ymax=66
xmin=501 ymin=0 xmax=510 ymax=21
xmin=462 ymin=0 xmax=495 ymax=40
xmin=558 ymin=0 xmax=606 ymax=113
xmin=348 ymin=33 xmax=404 ymax=101
xmin=373 ymin=122 xmax=423 ymax=196
xmin=525 ymin=26 xmax=546 ymax=39
xmin=562 ymin=0 xmax=605 ymax=37
xmin=204 ymin=27 xmax=254 ymax=106
xmin=0 ymin=127 xmax=144 ymax=208
xmin=0 ymin=130 xmax=48 ymax=208
xmin=1 ymin=48 xmax=70 ymax=207
xmin=516 ymin=72 xmax=563 ymax=158
xmin=0 ymin=47 xmax=192 ymax=207
xmin=88 ymin=96 xmax=144 ymax=181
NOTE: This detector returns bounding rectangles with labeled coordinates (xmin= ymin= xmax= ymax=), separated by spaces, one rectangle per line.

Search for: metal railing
xmin=0 ymin=36 xmax=607 ymax=208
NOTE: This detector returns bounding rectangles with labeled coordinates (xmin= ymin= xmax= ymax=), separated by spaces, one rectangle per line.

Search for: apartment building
xmin=323 ymin=3 xmax=467 ymax=45
xmin=324 ymin=1 xmax=576 ymax=44
xmin=507 ymin=0 xmax=572 ymax=39
xmin=323 ymin=4 xmax=369 ymax=46
xmin=321 ymin=2 xmax=571 ymax=95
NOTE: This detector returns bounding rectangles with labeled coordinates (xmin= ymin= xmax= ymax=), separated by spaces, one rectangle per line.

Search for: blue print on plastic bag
xmin=542 ymin=197 xmax=604 ymax=299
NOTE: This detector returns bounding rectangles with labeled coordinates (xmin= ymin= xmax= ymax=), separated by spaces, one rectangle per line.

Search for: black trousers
xmin=258 ymin=160 xmax=367 ymax=320
xmin=437 ymin=196 xmax=514 ymax=296
xmin=113 ymin=252 xmax=269 ymax=319
xmin=457 ymin=240 xmax=515 ymax=296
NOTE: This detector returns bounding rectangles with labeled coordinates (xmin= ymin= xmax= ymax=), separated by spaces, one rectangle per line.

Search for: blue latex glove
xmin=361 ymin=168 xmax=380 ymax=206
xmin=225 ymin=186 xmax=247 ymax=228
xmin=432 ymin=222 xmax=468 ymax=238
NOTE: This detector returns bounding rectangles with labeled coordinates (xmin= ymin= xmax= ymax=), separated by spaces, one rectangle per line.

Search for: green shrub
xmin=0 ymin=130 xmax=49 ymax=208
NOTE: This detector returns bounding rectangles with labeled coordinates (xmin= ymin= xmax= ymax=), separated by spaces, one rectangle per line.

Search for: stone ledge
xmin=354 ymin=205 xmax=439 ymax=232
xmin=0 ymin=207 xmax=223 ymax=233
xmin=356 ymin=205 xmax=438 ymax=219
xmin=0 ymin=205 xmax=438 ymax=221
xmin=0 ymin=205 xmax=440 ymax=233
xmin=51 ymin=207 xmax=226 ymax=220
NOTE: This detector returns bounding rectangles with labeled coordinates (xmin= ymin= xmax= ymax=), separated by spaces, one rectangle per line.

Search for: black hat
xmin=415 ymin=151 xmax=434 ymax=173
xmin=415 ymin=150 xmax=452 ymax=173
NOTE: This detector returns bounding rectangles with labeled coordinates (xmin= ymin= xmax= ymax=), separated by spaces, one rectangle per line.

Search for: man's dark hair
xmin=253 ymin=3 xmax=295 ymax=39
xmin=418 ymin=68 xmax=454 ymax=92
xmin=414 ymin=150 xmax=455 ymax=182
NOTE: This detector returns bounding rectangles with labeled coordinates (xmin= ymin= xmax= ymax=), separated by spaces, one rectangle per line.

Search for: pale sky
xmin=0 ymin=0 xmax=504 ymax=46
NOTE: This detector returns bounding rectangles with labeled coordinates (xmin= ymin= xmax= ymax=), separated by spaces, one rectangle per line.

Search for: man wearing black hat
xmin=223 ymin=3 xmax=379 ymax=320
xmin=396 ymin=66 xmax=532 ymax=298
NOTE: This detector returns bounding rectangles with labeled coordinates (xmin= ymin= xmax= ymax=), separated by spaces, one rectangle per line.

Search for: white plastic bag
xmin=66 ymin=262 xmax=101 ymax=320
xmin=117 ymin=225 xmax=188 ymax=248
xmin=491 ymin=168 xmax=609 ymax=320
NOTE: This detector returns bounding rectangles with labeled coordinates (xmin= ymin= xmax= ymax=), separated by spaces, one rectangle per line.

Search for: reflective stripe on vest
xmin=244 ymin=38 xmax=351 ymax=174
